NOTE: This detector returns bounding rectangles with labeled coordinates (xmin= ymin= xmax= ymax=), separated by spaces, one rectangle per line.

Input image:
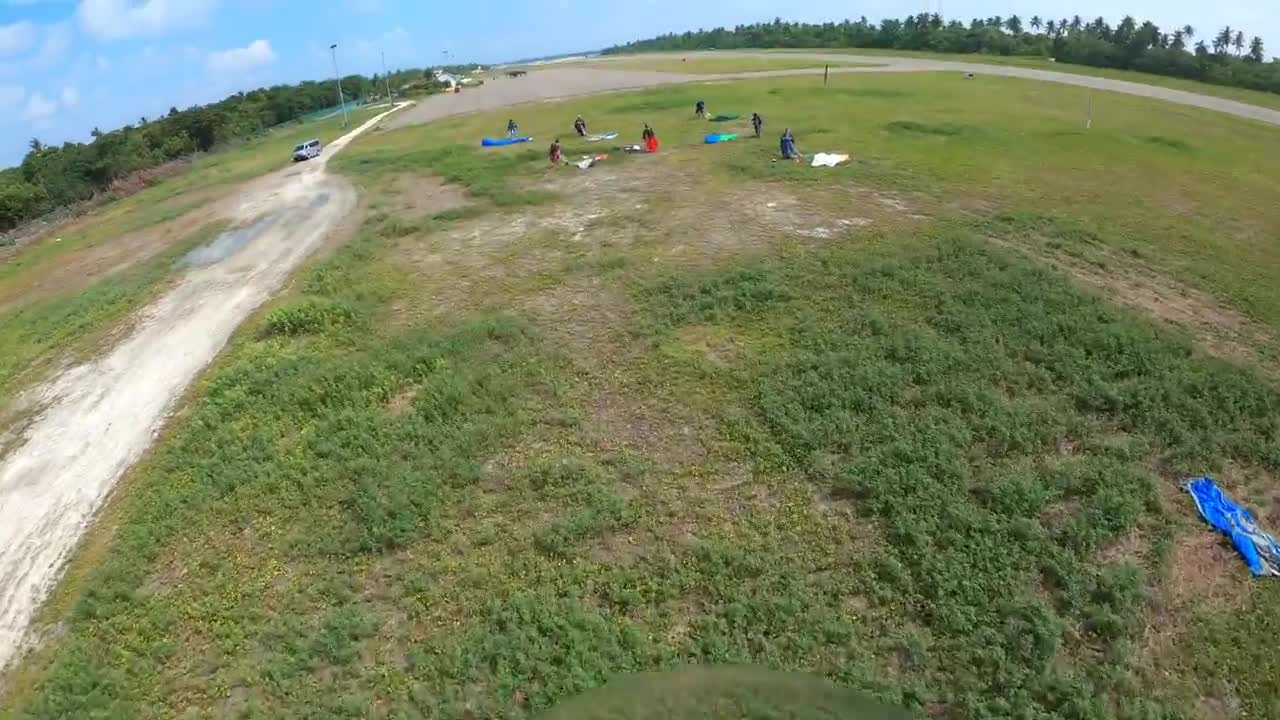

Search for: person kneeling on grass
xmin=780 ymin=128 xmax=801 ymax=161
xmin=574 ymin=115 xmax=587 ymax=137
xmin=549 ymin=138 xmax=563 ymax=165
xmin=642 ymin=123 xmax=659 ymax=153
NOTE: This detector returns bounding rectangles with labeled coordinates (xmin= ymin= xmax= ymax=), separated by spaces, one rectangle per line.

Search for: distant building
xmin=432 ymin=70 xmax=459 ymax=87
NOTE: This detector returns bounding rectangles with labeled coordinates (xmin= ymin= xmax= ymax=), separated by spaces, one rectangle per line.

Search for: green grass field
xmin=3 ymin=73 xmax=1280 ymax=720
xmin=764 ymin=48 xmax=1280 ymax=111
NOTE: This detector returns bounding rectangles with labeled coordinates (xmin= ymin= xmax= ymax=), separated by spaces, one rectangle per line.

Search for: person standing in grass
xmin=549 ymin=138 xmax=563 ymax=165
xmin=574 ymin=115 xmax=587 ymax=137
xmin=507 ymin=118 xmax=518 ymax=138
xmin=695 ymin=100 xmax=707 ymax=119
xmin=751 ymin=112 xmax=764 ymax=138
xmin=642 ymin=123 xmax=659 ymax=153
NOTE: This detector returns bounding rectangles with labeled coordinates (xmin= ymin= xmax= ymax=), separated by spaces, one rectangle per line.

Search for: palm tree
xmin=1248 ymin=36 xmax=1265 ymax=62
xmin=1214 ymin=27 xmax=1232 ymax=55
xmin=1005 ymin=15 xmax=1023 ymax=35
xmin=28 ymin=138 xmax=44 ymax=153
xmin=1046 ymin=19 xmax=1056 ymax=37
xmin=1030 ymin=16 xmax=1042 ymax=32
xmin=1194 ymin=39 xmax=1209 ymax=56
xmin=1171 ymin=29 xmax=1185 ymax=50
xmin=1233 ymin=30 xmax=1245 ymax=56
xmin=1070 ymin=15 xmax=1083 ymax=33
xmin=1115 ymin=15 xmax=1136 ymax=42
xmin=1182 ymin=25 xmax=1194 ymax=40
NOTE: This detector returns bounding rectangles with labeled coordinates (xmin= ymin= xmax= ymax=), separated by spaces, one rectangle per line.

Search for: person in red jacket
xmin=642 ymin=123 xmax=659 ymax=153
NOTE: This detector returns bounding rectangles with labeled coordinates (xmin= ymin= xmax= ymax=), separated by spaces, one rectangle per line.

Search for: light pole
xmin=381 ymin=51 xmax=393 ymax=102
xmin=330 ymin=43 xmax=349 ymax=127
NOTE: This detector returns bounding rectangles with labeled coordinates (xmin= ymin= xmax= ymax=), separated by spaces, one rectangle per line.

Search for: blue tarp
xmin=704 ymin=133 xmax=738 ymax=144
xmin=481 ymin=136 xmax=533 ymax=147
xmin=1185 ymin=476 xmax=1280 ymax=577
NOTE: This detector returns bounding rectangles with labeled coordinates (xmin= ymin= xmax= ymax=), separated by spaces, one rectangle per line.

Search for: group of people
xmin=698 ymin=101 xmax=802 ymax=160
xmin=533 ymin=103 xmax=800 ymax=167
xmin=547 ymin=116 xmax=660 ymax=165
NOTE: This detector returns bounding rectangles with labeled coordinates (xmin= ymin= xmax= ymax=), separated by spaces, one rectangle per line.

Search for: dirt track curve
xmin=386 ymin=52 xmax=1280 ymax=130
xmin=0 ymin=104 xmax=407 ymax=673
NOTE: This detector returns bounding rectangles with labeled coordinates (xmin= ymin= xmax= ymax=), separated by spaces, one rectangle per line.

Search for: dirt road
xmin=387 ymin=56 xmax=1280 ymax=130
xmin=0 ymin=104 xmax=405 ymax=672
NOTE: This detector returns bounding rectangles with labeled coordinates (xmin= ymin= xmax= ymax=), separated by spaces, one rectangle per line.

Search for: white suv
xmin=292 ymin=138 xmax=322 ymax=162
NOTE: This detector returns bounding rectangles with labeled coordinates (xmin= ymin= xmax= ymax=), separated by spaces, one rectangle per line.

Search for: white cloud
xmin=23 ymin=91 xmax=56 ymax=120
xmin=77 ymin=0 xmax=218 ymax=40
xmin=60 ymin=85 xmax=78 ymax=107
xmin=352 ymin=26 xmax=414 ymax=67
xmin=31 ymin=22 xmax=71 ymax=68
xmin=0 ymin=83 xmax=24 ymax=109
xmin=0 ymin=21 xmax=36 ymax=57
xmin=206 ymin=39 xmax=275 ymax=75
xmin=94 ymin=54 xmax=110 ymax=71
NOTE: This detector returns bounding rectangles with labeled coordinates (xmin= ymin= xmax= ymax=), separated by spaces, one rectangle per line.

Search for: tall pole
xmin=330 ymin=43 xmax=349 ymax=127
xmin=381 ymin=51 xmax=393 ymax=102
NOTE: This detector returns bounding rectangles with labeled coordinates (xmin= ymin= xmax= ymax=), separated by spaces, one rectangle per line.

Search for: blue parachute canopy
xmin=1185 ymin=476 xmax=1280 ymax=577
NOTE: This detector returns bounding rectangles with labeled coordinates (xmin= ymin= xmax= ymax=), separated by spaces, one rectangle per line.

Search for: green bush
xmin=260 ymin=297 xmax=357 ymax=337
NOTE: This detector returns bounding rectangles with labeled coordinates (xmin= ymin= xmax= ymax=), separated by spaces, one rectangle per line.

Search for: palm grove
xmin=0 ymin=67 xmax=455 ymax=235
xmin=606 ymin=15 xmax=1275 ymax=93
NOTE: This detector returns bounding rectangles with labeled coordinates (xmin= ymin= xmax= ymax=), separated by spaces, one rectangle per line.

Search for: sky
xmin=0 ymin=0 xmax=1273 ymax=167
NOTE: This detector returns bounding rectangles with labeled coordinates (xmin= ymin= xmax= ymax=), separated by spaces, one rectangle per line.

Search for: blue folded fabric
xmin=1185 ymin=476 xmax=1280 ymax=577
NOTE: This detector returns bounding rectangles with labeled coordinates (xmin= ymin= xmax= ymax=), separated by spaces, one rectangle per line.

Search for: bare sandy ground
xmin=388 ymin=57 xmax=1280 ymax=129
xmin=0 ymin=104 xmax=407 ymax=672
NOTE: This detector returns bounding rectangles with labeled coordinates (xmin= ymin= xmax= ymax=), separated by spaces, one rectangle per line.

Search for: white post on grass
xmin=1085 ymin=88 xmax=1093 ymax=129
xmin=330 ymin=43 xmax=349 ymax=127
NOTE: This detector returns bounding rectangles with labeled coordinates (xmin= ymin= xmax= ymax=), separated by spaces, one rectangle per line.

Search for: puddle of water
xmin=182 ymin=215 xmax=279 ymax=267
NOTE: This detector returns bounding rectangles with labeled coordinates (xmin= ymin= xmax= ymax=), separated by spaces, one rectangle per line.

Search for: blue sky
xmin=0 ymin=0 xmax=1273 ymax=167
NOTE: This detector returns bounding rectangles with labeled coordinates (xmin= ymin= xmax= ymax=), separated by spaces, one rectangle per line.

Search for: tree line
xmin=0 ymin=66 xmax=455 ymax=234
xmin=605 ymin=15 xmax=1277 ymax=95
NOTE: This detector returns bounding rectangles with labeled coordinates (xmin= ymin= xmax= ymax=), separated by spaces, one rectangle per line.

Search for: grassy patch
xmin=0 ymin=222 xmax=225 ymax=408
xmin=1142 ymin=135 xmax=1193 ymax=152
xmin=334 ymin=142 xmax=557 ymax=207
xmin=641 ymin=232 xmax=1280 ymax=717
xmin=884 ymin=120 xmax=971 ymax=136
